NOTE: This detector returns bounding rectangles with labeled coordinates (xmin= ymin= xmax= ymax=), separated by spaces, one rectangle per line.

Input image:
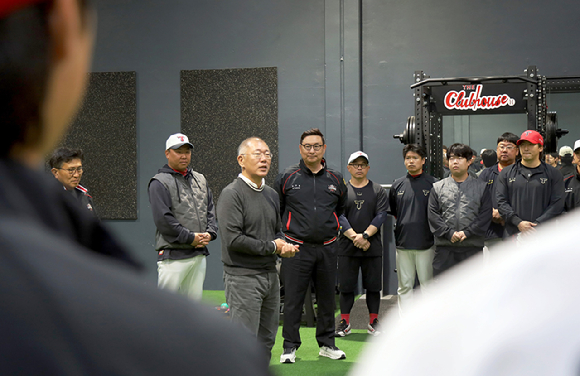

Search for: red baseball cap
xmin=0 ymin=0 xmax=45 ymax=19
xmin=517 ymin=130 xmax=544 ymax=146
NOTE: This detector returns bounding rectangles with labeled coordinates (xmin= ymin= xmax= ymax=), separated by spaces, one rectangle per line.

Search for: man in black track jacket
xmin=388 ymin=144 xmax=437 ymax=314
xmin=496 ymin=130 xmax=564 ymax=238
xmin=478 ymin=132 xmax=519 ymax=248
xmin=276 ymin=128 xmax=347 ymax=363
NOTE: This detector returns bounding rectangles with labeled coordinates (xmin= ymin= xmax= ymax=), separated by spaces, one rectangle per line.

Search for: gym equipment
xmin=394 ymin=66 xmax=573 ymax=177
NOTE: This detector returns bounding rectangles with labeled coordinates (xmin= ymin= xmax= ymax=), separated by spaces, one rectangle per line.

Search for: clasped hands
xmin=274 ymin=239 xmax=300 ymax=258
xmin=352 ymin=233 xmax=370 ymax=251
xmin=191 ymin=232 xmax=212 ymax=248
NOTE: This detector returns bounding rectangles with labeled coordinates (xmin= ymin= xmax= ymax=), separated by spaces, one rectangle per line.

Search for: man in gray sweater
xmin=217 ymin=137 xmax=299 ymax=359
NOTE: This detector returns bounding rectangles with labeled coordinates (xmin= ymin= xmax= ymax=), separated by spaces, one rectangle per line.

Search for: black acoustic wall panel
xmin=61 ymin=72 xmax=137 ymax=220
xmin=181 ymin=67 xmax=278 ymax=202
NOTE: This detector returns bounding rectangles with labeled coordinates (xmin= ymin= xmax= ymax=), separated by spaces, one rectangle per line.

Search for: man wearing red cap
xmin=496 ymin=130 xmax=565 ymax=237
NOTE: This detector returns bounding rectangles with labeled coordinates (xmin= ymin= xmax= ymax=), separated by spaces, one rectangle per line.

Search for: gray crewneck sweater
xmin=217 ymin=177 xmax=283 ymax=275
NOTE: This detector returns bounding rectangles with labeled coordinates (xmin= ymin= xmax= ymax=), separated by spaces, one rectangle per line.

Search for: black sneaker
xmin=335 ymin=319 xmax=351 ymax=337
xmin=280 ymin=347 xmax=297 ymax=363
xmin=367 ymin=318 xmax=380 ymax=336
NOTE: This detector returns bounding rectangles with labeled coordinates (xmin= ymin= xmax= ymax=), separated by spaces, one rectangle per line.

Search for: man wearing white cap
xmin=558 ymin=145 xmax=575 ymax=178
xmin=335 ymin=151 xmax=388 ymax=337
xmin=148 ymin=133 xmax=217 ymax=300
xmin=497 ymin=130 xmax=564 ymax=237
xmin=564 ymin=140 xmax=580 ymax=212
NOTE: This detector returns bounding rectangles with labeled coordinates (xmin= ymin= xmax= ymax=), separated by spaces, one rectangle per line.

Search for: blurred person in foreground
xmin=351 ymin=210 xmax=580 ymax=376
xmin=0 ymin=0 xmax=270 ymax=374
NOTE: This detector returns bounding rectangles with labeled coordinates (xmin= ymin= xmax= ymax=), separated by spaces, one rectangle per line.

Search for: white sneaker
xmin=280 ymin=347 xmax=297 ymax=363
xmin=319 ymin=345 xmax=346 ymax=360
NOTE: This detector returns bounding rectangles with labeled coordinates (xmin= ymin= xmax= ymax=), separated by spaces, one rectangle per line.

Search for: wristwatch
xmin=362 ymin=232 xmax=370 ymax=240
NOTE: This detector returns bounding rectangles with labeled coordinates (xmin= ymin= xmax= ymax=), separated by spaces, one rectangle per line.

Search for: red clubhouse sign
xmin=444 ymin=84 xmax=516 ymax=112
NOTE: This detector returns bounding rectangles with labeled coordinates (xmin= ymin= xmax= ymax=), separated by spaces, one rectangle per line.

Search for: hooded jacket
xmin=148 ymin=164 xmax=217 ymax=260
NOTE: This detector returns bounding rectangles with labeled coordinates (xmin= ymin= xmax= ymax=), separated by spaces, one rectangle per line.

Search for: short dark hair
xmin=402 ymin=144 xmax=426 ymax=159
xmin=548 ymin=152 xmax=559 ymax=159
xmin=448 ymin=143 xmax=473 ymax=160
xmin=300 ymin=128 xmax=325 ymax=145
xmin=48 ymin=147 xmax=84 ymax=169
xmin=0 ymin=1 xmax=92 ymax=158
xmin=497 ymin=132 xmax=519 ymax=145
xmin=481 ymin=149 xmax=497 ymax=167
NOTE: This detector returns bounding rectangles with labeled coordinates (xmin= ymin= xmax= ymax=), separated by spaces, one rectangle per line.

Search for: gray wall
xmin=92 ymin=0 xmax=580 ymax=290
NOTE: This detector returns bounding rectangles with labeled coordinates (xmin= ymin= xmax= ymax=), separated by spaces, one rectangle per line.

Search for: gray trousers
xmin=224 ymin=272 xmax=280 ymax=358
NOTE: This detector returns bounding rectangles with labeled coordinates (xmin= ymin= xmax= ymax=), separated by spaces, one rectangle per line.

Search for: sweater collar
xmin=238 ymin=173 xmax=265 ymax=192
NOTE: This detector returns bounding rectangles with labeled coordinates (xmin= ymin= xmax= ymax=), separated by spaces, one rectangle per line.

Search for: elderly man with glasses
xmin=49 ymin=147 xmax=97 ymax=216
xmin=276 ymin=128 xmax=348 ymax=363
xmin=218 ymin=137 xmax=298 ymax=361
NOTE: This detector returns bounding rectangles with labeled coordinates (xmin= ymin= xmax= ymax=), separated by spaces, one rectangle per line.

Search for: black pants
xmin=281 ymin=241 xmax=337 ymax=349
xmin=432 ymin=246 xmax=482 ymax=277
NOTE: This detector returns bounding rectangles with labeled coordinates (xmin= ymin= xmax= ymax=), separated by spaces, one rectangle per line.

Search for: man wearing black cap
xmin=148 ymin=133 xmax=218 ymax=301
xmin=496 ymin=130 xmax=565 ymax=237
xmin=564 ymin=140 xmax=580 ymax=212
xmin=335 ymin=151 xmax=388 ymax=337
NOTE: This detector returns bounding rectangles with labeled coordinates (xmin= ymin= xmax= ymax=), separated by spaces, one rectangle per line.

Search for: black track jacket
xmin=564 ymin=167 xmax=580 ymax=212
xmin=275 ymin=159 xmax=347 ymax=244
xmin=496 ymin=161 xmax=564 ymax=236
xmin=388 ymin=172 xmax=437 ymax=250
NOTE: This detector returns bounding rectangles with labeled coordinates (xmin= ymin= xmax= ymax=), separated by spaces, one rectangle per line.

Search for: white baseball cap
xmin=559 ymin=145 xmax=574 ymax=157
xmin=166 ymin=133 xmax=193 ymax=150
xmin=574 ymin=139 xmax=580 ymax=153
xmin=348 ymin=151 xmax=369 ymax=165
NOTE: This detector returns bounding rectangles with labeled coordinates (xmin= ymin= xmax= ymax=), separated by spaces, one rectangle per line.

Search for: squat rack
xmin=394 ymin=65 xmax=576 ymax=178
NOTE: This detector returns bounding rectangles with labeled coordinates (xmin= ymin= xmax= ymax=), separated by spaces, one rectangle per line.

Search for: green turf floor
xmin=202 ymin=290 xmax=370 ymax=376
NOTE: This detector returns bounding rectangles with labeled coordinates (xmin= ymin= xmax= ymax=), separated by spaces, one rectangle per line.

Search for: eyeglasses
xmin=498 ymin=145 xmax=516 ymax=151
xmin=241 ymin=152 xmax=272 ymax=160
xmin=349 ymin=163 xmax=368 ymax=169
xmin=58 ymin=167 xmax=83 ymax=175
xmin=301 ymin=144 xmax=323 ymax=151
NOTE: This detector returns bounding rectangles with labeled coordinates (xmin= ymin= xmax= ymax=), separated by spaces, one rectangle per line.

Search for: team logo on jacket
xmin=566 ymin=187 xmax=573 ymax=193
xmin=328 ymin=184 xmax=337 ymax=192
xmin=423 ymin=190 xmax=430 ymax=196
xmin=540 ymin=178 xmax=547 ymax=184
xmin=509 ymin=178 xmax=516 ymax=183
xmin=487 ymin=179 xmax=494 ymax=185
xmin=397 ymin=190 xmax=404 ymax=196
xmin=354 ymin=200 xmax=364 ymax=210
xmin=290 ymin=184 xmax=300 ymax=190
xmin=87 ymin=204 xmax=93 ymax=211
